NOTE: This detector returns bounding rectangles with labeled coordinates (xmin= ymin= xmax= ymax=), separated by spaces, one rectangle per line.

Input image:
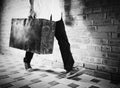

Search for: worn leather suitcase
xmin=9 ymin=17 xmax=56 ymax=54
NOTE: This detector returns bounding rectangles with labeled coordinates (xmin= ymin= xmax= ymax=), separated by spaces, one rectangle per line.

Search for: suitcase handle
xmin=28 ymin=14 xmax=53 ymax=21
xmin=25 ymin=15 xmax=53 ymax=26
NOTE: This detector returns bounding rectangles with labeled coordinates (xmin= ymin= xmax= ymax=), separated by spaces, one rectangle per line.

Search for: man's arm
xmin=29 ymin=0 xmax=34 ymax=11
xmin=29 ymin=0 xmax=36 ymax=18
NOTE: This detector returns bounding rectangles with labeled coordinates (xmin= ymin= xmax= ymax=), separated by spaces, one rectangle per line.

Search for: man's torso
xmin=34 ymin=0 xmax=64 ymax=21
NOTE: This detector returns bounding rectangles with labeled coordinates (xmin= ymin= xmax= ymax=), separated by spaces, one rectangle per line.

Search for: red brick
xmin=92 ymin=8 xmax=102 ymax=13
xmin=82 ymin=37 xmax=90 ymax=44
xmin=112 ymin=46 xmax=120 ymax=53
xmin=107 ymin=57 xmax=120 ymax=62
xmin=74 ymin=20 xmax=89 ymax=28
xmin=74 ymin=15 xmax=84 ymax=21
xmin=87 ymin=26 xmax=97 ymax=32
xmin=106 ymin=12 xmax=116 ymax=18
xmin=109 ymin=39 xmax=120 ymax=46
xmin=83 ymin=19 xmax=93 ymax=25
xmin=108 ymin=52 xmax=120 ymax=61
xmin=87 ymin=45 xmax=96 ymax=51
xmin=104 ymin=6 xmax=120 ymax=13
xmin=80 ymin=56 xmax=89 ymax=63
xmin=88 ymin=51 xmax=108 ymax=58
xmin=85 ymin=0 xmax=102 ymax=8
xmin=101 ymin=39 xmax=109 ymax=45
xmin=97 ymin=65 xmax=118 ymax=73
xmin=108 ymin=66 xmax=119 ymax=73
xmin=113 ymin=19 xmax=120 ymax=24
xmin=94 ymin=58 xmax=103 ymax=64
xmin=90 ymin=32 xmax=109 ymax=38
xmin=91 ymin=39 xmax=108 ymax=45
xmin=97 ymin=65 xmax=107 ymax=72
xmin=112 ymin=33 xmax=117 ymax=38
xmin=83 ymin=8 xmax=93 ymax=14
xmin=112 ymin=33 xmax=120 ymax=39
xmin=87 ymin=57 xmax=102 ymax=64
xmin=87 ymin=13 xmax=106 ymax=20
xmin=119 ymin=68 xmax=120 ymax=74
xmin=91 ymin=39 xmax=101 ymax=44
xmin=101 ymin=45 xmax=111 ymax=52
xmin=97 ymin=25 xmax=118 ymax=32
xmin=73 ymin=37 xmax=90 ymax=44
xmin=117 ymin=25 xmax=120 ymax=32
xmin=71 ymin=8 xmax=83 ymax=16
xmin=102 ymin=59 xmax=120 ymax=67
xmin=84 ymin=63 xmax=97 ymax=70
xmin=88 ymin=57 xmax=95 ymax=63
xmin=93 ymin=19 xmax=112 ymax=25
xmin=74 ymin=62 xmax=84 ymax=67
xmin=95 ymin=45 xmax=101 ymax=51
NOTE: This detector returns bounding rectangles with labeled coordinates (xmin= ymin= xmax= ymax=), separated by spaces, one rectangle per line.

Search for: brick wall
xmin=0 ymin=0 xmax=120 ymax=82
xmin=65 ymin=0 xmax=120 ymax=82
xmin=72 ymin=0 xmax=120 ymax=82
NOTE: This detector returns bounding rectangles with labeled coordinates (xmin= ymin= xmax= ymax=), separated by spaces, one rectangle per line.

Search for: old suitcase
xmin=9 ymin=17 xmax=56 ymax=54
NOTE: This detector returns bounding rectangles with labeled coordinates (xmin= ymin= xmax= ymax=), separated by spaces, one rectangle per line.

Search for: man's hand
xmin=29 ymin=9 xmax=36 ymax=19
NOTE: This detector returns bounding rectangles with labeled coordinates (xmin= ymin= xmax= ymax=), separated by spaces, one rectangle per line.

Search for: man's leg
xmin=55 ymin=18 xmax=86 ymax=78
xmin=24 ymin=51 xmax=34 ymax=70
xmin=55 ymin=18 xmax=74 ymax=72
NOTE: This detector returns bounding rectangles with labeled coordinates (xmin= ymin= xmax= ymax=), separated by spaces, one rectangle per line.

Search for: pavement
xmin=0 ymin=53 xmax=119 ymax=88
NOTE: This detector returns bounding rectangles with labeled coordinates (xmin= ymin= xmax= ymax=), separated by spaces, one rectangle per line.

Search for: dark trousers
xmin=24 ymin=18 xmax=74 ymax=72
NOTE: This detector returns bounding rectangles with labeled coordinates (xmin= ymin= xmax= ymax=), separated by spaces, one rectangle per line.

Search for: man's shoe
xmin=24 ymin=62 xmax=33 ymax=72
xmin=66 ymin=67 xmax=85 ymax=78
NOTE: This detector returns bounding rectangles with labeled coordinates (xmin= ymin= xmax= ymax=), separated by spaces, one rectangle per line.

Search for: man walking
xmin=23 ymin=0 xmax=85 ymax=78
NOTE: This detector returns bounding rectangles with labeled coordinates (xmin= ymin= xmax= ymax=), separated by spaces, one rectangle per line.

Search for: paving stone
xmin=0 ymin=65 xmax=5 ymax=68
xmin=29 ymin=81 xmax=51 ymax=88
xmin=0 ymin=69 xmax=6 ymax=72
xmin=24 ymin=72 xmax=33 ymax=76
xmin=48 ymin=81 xmax=60 ymax=86
xmin=79 ymin=74 xmax=95 ymax=81
xmin=90 ymin=78 xmax=101 ymax=83
xmin=89 ymin=85 xmax=100 ymax=88
xmin=56 ymin=73 xmax=66 ymax=79
xmin=11 ymin=79 xmax=32 ymax=88
xmin=95 ymin=77 xmax=111 ymax=87
xmin=56 ymin=78 xmax=74 ymax=85
xmin=40 ymin=75 xmax=58 ymax=83
xmin=0 ymin=83 xmax=13 ymax=88
xmin=19 ymin=85 xmax=31 ymax=88
xmin=9 ymin=72 xmax=30 ymax=79
xmin=10 ymin=71 xmax=20 ymax=74
xmin=0 ymin=75 xmax=9 ymax=79
xmin=50 ymin=84 xmax=71 ymax=88
xmin=14 ymin=77 xmax=25 ymax=81
xmin=73 ymin=81 xmax=93 ymax=88
xmin=39 ymin=73 xmax=48 ymax=77
xmin=71 ymin=77 xmax=82 ymax=81
xmin=24 ymin=74 xmax=41 ymax=81
xmin=30 ymin=78 xmax=41 ymax=83
xmin=0 ymin=78 xmax=15 ymax=85
xmin=68 ymin=83 xmax=79 ymax=88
